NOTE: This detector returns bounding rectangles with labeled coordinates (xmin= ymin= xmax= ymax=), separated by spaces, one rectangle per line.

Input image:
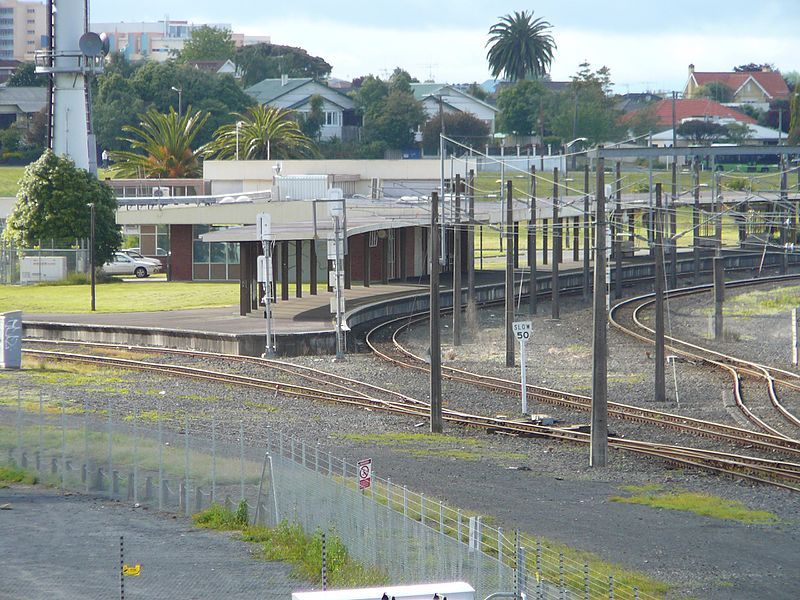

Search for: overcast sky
xmin=92 ymin=0 xmax=799 ymax=92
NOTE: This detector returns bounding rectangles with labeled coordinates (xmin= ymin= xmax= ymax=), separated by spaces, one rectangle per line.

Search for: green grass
xmin=0 ymin=465 xmax=37 ymax=487
xmin=194 ymin=504 xmax=388 ymax=587
xmin=336 ymin=432 xmax=527 ymax=462
xmin=0 ymin=166 xmax=26 ymax=196
xmin=0 ymin=280 xmax=238 ymax=313
xmin=718 ymin=285 xmax=800 ymax=317
xmin=611 ymin=488 xmax=778 ymax=524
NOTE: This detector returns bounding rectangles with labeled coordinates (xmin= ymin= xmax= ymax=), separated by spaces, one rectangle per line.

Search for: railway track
xmin=22 ymin=340 xmax=800 ymax=491
xmin=609 ymin=274 xmax=800 ymax=439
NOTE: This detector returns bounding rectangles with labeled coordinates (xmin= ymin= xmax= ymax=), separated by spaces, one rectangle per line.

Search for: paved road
xmin=0 ymin=486 xmax=301 ymax=599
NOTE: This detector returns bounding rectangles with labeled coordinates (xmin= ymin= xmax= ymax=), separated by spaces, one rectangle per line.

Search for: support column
xmin=582 ymin=165 xmax=590 ymax=301
xmin=453 ymin=174 xmax=462 ymax=346
xmin=310 ymin=240 xmax=317 ymax=295
xmin=467 ymin=170 xmax=476 ymax=317
xmin=280 ymin=241 xmax=289 ymax=301
xmin=381 ymin=234 xmax=389 ymax=284
xmin=239 ymin=242 xmax=252 ymax=316
xmin=573 ymin=216 xmax=580 ymax=262
xmin=669 ymin=161 xmax=678 ymax=290
xmin=363 ymin=234 xmax=371 ymax=287
xmin=505 ymin=180 xmax=515 ymax=367
xmin=591 ymin=152 xmax=608 ymax=467
xmin=271 ymin=246 xmax=278 ymax=303
xmin=693 ymin=159 xmax=701 ymax=283
xmin=344 ymin=248 xmax=351 ymax=290
xmin=542 ymin=219 xmax=548 ymax=265
xmin=513 ymin=221 xmax=520 ymax=269
xmin=714 ymin=256 xmax=725 ymax=341
xmin=430 ymin=192 xmax=443 ymax=433
xmin=654 ymin=184 xmax=666 ymax=402
xmin=551 ymin=168 xmax=560 ymax=320
xmin=295 ymin=240 xmax=302 ymax=298
xmin=614 ymin=161 xmax=623 ymax=300
xmin=528 ymin=167 xmax=537 ymax=315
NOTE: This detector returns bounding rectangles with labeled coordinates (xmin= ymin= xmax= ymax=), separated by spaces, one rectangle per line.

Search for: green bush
xmin=725 ymin=177 xmax=748 ymax=191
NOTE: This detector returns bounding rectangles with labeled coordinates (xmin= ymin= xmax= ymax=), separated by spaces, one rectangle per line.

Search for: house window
xmin=325 ymin=111 xmax=339 ymax=127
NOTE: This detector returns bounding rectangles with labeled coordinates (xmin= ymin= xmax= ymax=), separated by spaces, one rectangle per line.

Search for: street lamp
xmin=87 ymin=202 xmax=96 ymax=312
xmin=170 ymin=86 xmax=183 ymax=117
xmin=563 ymin=137 xmax=588 ymax=180
xmin=235 ymin=121 xmax=244 ymax=160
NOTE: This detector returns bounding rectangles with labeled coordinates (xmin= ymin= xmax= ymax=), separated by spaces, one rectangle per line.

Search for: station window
xmin=192 ymin=225 xmax=240 ymax=281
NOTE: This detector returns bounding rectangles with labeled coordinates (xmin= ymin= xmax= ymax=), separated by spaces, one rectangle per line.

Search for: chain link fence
xmin=0 ymin=385 xmax=660 ymax=599
xmin=0 ymin=241 xmax=90 ymax=284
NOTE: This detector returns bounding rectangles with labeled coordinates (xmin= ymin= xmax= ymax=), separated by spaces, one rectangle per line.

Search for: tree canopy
xmin=201 ymin=105 xmax=317 ymax=160
xmin=421 ymin=112 xmax=489 ymax=155
xmin=675 ymin=120 xmax=728 ymax=144
xmin=179 ymin=26 xmax=235 ymax=62
xmin=353 ymin=72 xmax=425 ymax=150
xmin=695 ymin=81 xmax=733 ymax=103
xmin=486 ymin=10 xmax=555 ymax=82
xmin=7 ymin=62 xmax=47 ymax=87
xmin=496 ymin=79 xmax=548 ymax=135
xmin=109 ymin=107 xmax=209 ymax=178
xmin=234 ymin=43 xmax=332 ymax=87
xmin=3 ymin=151 xmax=121 ymax=263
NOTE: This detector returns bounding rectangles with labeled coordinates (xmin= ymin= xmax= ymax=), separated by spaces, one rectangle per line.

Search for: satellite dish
xmin=79 ymin=32 xmax=104 ymax=57
xmin=98 ymin=32 xmax=110 ymax=56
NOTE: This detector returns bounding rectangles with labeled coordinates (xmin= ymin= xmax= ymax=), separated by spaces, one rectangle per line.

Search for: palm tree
xmin=109 ymin=107 xmax=209 ymax=178
xmin=486 ymin=11 xmax=556 ymax=82
xmin=201 ymin=105 xmax=317 ymax=160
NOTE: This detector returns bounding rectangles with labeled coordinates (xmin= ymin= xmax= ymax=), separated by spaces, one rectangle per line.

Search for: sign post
xmin=256 ymin=213 xmax=275 ymax=357
xmin=357 ymin=458 xmax=372 ymax=490
xmin=512 ymin=321 xmax=532 ymax=414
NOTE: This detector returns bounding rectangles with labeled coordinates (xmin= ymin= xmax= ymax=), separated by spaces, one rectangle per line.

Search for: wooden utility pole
xmin=692 ymin=159 xmax=701 ymax=283
xmin=780 ymin=157 xmax=788 ymax=275
xmin=505 ymin=180 xmax=515 ymax=367
xmin=670 ymin=161 xmax=678 ymax=290
xmin=453 ymin=174 xmax=462 ymax=346
xmin=551 ymin=168 xmax=561 ymax=319
xmin=591 ymin=152 xmax=608 ymax=467
xmin=467 ymin=170 xmax=476 ymax=317
xmin=614 ymin=161 xmax=623 ymax=300
xmin=528 ymin=167 xmax=537 ymax=315
xmin=654 ymin=184 xmax=666 ymax=402
xmin=583 ymin=165 xmax=590 ymax=302
xmin=714 ymin=257 xmax=725 ymax=341
xmin=429 ymin=192 xmax=442 ymax=433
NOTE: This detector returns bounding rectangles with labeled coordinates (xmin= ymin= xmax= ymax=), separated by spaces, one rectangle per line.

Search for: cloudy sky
xmin=92 ymin=0 xmax=798 ymax=92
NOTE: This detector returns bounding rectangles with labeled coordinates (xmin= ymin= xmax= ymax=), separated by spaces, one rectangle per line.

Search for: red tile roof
xmin=621 ymin=98 xmax=757 ymax=128
xmin=691 ymin=71 xmax=789 ymax=100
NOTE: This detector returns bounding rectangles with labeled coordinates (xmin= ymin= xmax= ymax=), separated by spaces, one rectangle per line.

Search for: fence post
xmin=184 ymin=415 xmax=190 ymax=517
xmin=132 ymin=407 xmax=139 ymax=505
xmin=38 ymin=391 xmax=43 ymax=472
xmin=439 ymin=501 xmax=444 ymax=534
xmin=211 ymin=413 xmax=216 ymax=504
xmin=609 ymin=575 xmax=615 ymax=600
xmin=239 ymin=421 xmax=245 ymax=501
xmin=584 ymin=563 xmax=590 ymax=600
xmin=498 ymin=527 xmax=504 ymax=582
xmin=457 ymin=510 xmax=462 ymax=544
xmin=60 ymin=401 xmax=66 ymax=491
xmin=403 ymin=486 xmax=408 ymax=518
xmin=127 ymin=473 xmax=134 ymax=501
xmin=196 ymin=486 xmax=203 ymax=512
xmin=112 ymin=470 xmax=120 ymax=496
xmin=321 ymin=531 xmax=327 ymax=591
xmin=559 ymin=552 xmax=565 ymax=599
xmin=83 ymin=397 xmax=89 ymax=493
xmin=107 ymin=396 xmax=113 ymax=500
xmin=145 ymin=476 xmax=153 ymax=501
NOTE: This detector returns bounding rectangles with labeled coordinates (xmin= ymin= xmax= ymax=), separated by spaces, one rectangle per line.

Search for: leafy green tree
xmin=352 ymin=73 xmax=423 ymax=149
xmin=388 ymin=67 xmax=416 ymax=93
xmin=788 ymin=92 xmax=800 ymax=145
xmin=3 ymin=150 xmax=121 ymax=263
xmin=421 ymin=111 xmax=489 ymax=154
xmin=352 ymin=76 xmax=388 ymax=114
xmin=496 ymin=79 xmax=548 ymax=135
xmin=733 ymin=63 xmax=773 ymax=73
xmin=486 ymin=10 xmax=555 ymax=82
xmin=298 ymin=94 xmax=324 ymax=140
xmin=735 ymin=104 xmax=762 ymax=121
xmin=624 ymin=105 xmax=661 ymax=137
xmin=675 ymin=120 xmax=728 ymax=144
xmin=201 ymin=105 xmax=316 ymax=160
xmin=235 ymin=43 xmax=332 ymax=87
xmin=7 ymin=62 xmax=47 ymax=87
xmin=695 ymin=81 xmax=733 ymax=103
xmin=465 ymin=82 xmax=489 ymax=102
xmin=725 ymin=122 xmax=753 ymax=143
xmin=109 ymin=107 xmax=209 ymax=178
xmin=179 ymin=26 xmax=235 ymax=62
xmin=549 ymin=63 xmax=623 ymax=145
xmin=783 ymin=70 xmax=800 ymax=92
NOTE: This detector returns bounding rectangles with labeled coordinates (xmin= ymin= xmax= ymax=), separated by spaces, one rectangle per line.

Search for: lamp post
xmin=171 ymin=86 xmax=183 ymax=117
xmin=235 ymin=121 xmax=244 ymax=160
xmin=563 ymin=137 xmax=588 ymax=181
xmin=87 ymin=202 xmax=96 ymax=312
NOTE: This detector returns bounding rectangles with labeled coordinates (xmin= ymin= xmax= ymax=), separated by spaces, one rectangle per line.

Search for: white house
xmin=245 ymin=77 xmax=360 ymax=141
xmin=411 ymin=83 xmax=498 ymax=133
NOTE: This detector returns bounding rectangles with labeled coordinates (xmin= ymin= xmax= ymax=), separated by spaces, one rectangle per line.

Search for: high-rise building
xmin=0 ymin=0 xmax=47 ymax=61
xmin=90 ymin=19 xmax=270 ymax=62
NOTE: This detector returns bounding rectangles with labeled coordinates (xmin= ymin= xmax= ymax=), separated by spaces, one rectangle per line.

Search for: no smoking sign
xmin=358 ymin=458 xmax=372 ymax=490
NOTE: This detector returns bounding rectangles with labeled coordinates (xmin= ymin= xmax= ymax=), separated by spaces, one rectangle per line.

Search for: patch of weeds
xmin=618 ymin=483 xmax=664 ymax=494
xmin=193 ymin=505 xmax=387 ymax=587
xmin=0 ymin=465 xmax=37 ymax=487
xmin=339 ymin=432 xmax=482 ymax=446
xmin=337 ymin=432 xmax=527 ymax=463
xmin=0 ymin=397 xmax=87 ymax=416
xmin=24 ymin=362 xmax=126 ymax=387
xmin=610 ymin=490 xmax=778 ymax=524
xmin=244 ymin=401 xmax=279 ymax=412
xmin=89 ymin=387 xmax=130 ymax=395
xmin=180 ymin=394 xmax=220 ymax=402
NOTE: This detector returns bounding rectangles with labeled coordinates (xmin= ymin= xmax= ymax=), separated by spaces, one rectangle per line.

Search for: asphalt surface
xmin=0 ymin=486 xmax=299 ymax=599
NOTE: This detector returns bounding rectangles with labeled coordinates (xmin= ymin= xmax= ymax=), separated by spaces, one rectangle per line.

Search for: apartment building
xmin=0 ymin=0 xmax=47 ymax=61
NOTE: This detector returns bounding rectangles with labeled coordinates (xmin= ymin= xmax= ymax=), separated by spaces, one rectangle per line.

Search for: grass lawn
xmin=0 ymin=166 xmax=26 ymax=197
xmin=0 ymin=280 xmax=239 ymax=313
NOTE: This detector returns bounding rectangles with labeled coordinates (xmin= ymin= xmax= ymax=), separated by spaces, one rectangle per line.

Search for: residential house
xmin=245 ymin=76 xmax=360 ymax=142
xmin=621 ymin=98 xmax=757 ymax=131
xmin=411 ymin=83 xmax=498 ymax=133
xmin=0 ymin=85 xmax=45 ymax=128
xmin=684 ymin=64 xmax=790 ymax=111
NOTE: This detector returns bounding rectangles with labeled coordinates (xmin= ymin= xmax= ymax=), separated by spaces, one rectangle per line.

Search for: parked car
xmin=120 ymin=249 xmax=163 ymax=269
xmin=102 ymin=252 xmax=161 ymax=278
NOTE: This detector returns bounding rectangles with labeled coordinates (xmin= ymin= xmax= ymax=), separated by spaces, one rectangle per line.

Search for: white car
xmin=121 ymin=249 xmax=163 ymax=270
xmin=102 ymin=252 xmax=161 ymax=278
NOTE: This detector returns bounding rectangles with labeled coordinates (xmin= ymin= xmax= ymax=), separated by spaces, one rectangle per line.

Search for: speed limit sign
xmin=512 ymin=321 xmax=532 ymax=341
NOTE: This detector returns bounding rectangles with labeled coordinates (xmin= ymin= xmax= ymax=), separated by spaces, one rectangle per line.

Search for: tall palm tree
xmin=201 ymin=105 xmax=317 ymax=160
xmin=486 ymin=11 xmax=556 ymax=82
xmin=109 ymin=107 xmax=209 ymax=178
